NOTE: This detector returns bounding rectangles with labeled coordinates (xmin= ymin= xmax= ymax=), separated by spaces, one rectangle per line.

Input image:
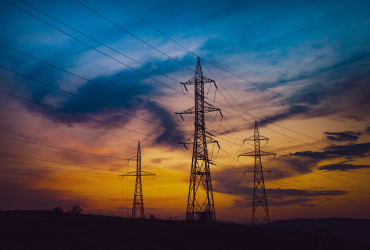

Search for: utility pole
xmin=176 ymin=57 xmax=222 ymax=221
xmin=239 ymin=120 xmax=275 ymax=227
xmin=119 ymin=141 xmax=155 ymax=219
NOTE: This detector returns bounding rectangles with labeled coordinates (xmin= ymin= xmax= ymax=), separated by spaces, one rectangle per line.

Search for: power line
xmin=0 ymin=44 xmax=246 ymax=147
xmin=6 ymin=1 xmax=259 ymax=149
xmin=217 ymin=156 xmax=275 ymax=219
xmin=329 ymin=170 xmax=370 ymax=185
xmin=111 ymin=0 xmax=359 ymax=131
xmin=5 ymin=1 xmax=368 ymax=194
xmin=75 ymin=0 xmax=195 ymax=73
xmin=0 ymin=104 xmax=138 ymax=142
xmin=66 ymin=0 xmax=338 ymax=148
xmin=4 ymin=0 xmax=181 ymax=94
xmin=0 ymin=152 xmax=119 ymax=172
xmin=0 ymin=90 xmax=178 ymax=143
xmin=201 ymin=60 xmax=328 ymax=144
xmin=269 ymin=179 xmax=370 ymax=210
xmin=0 ymin=159 xmax=115 ymax=176
xmin=0 ymin=65 xmax=191 ymax=136
xmin=269 ymin=154 xmax=370 ymax=192
xmin=222 ymin=177 xmax=370 ymax=222
xmin=113 ymin=0 xmax=343 ymax=144
xmin=217 ymin=145 xmax=370 ymax=199
xmin=113 ymin=0 xmax=198 ymax=58
xmin=17 ymin=1 xmax=183 ymax=86
xmin=0 ymin=135 xmax=127 ymax=161
xmin=0 ymin=89 xmax=251 ymax=150
xmin=4 ymin=1 xmax=340 ymax=152
xmin=201 ymin=59 xmax=360 ymax=131
xmin=0 ymin=43 xmax=173 ymax=114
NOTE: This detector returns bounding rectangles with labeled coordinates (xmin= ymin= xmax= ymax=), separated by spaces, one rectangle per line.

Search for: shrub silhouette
xmin=67 ymin=205 xmax=83 ymax=214
xmin=51 ymin=206 xmax=63 ymax=213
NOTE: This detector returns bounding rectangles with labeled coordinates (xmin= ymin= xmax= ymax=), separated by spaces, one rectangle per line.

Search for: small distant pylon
xmin=119 ymin=141 xmax=155 ymax=219
xmin=239 ymin=121 xmax=275 ymax=227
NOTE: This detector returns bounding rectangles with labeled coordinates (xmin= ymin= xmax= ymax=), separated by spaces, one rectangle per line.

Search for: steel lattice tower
xmin=176 ymin=57 xmax=221 ymax=221
xmin=239 ymin=121 xmax=275 ymax=227
xmin=119 ymin=141 xmax=155 ymax=219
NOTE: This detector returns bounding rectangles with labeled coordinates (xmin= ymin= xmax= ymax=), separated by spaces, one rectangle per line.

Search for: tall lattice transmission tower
xmin=176 ymin=57 xmax=221 ymax=221
xmin=239 ymin=120 xmax=275 ymax=227
xmin=119 ymin=141 xmax=155 ymax=219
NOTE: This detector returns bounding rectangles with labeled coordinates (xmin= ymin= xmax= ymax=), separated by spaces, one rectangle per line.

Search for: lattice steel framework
xmin=176 ymin=57 xmax=221 ymax=221
xmin=119 ymin=141 xmax=154 ymax=219
xmin=239 ymin=121 xmax=275 ymax=227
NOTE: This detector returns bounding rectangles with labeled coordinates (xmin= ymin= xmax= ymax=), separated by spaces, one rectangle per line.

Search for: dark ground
xmin=0 ymin=210 xmax=369 ymax=250
xmin=270 ymin=218 xmax=370 ymax=243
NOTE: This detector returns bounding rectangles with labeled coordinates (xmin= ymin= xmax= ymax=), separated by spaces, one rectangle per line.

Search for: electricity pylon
xmin=119 ymin=141 xmax=155 ymax=219
xmin=239 ymin=120 xmax=275 ymax=227
xmin=176 ymin=57 xmax=222 ymax=221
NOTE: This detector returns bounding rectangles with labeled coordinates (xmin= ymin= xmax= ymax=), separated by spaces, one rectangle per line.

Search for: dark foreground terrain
xmin=0 ymin=211 xmax=369 ymax=250
xmin=271 ymin=218 xmax=370 ymax=243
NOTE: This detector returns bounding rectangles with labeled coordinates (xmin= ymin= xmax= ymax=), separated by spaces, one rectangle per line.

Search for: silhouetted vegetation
xmin=67 ymin=205 xmax=83 ymax=214
xmin=51 ymin=206 xmax=63 ymax=213
xmin=0 ymin=210 xmax=369 ymax=250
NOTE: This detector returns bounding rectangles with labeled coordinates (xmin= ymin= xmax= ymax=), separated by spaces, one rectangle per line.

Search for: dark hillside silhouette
xmin=271 ymin=218 xmax=370 ymax=243
xmin=0 ymin=211 xmax=369 ymax=250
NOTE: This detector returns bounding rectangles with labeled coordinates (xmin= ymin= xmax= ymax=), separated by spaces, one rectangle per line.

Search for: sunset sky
xmin=0 ymin=0 xmax=369 ymax=222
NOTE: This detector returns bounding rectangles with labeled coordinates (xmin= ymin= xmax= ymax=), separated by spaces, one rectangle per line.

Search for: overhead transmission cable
xmin=4 ymin=1 xmax=339 ymax=152
xmin=218 ymin=145 xmax=370 ymax=196
xmin=0 ymin=90 xmax=179 ymax=144
xmin=0 ymin=152 xmax=120 ymax=172
xmin=265 ymin=154 xmax=370 ymax=192
xmin=0 ymin=135 xmax=127 ymax=161
xmin=210 ymin=142 xmax=370 ymax=203
xmin=0 ymin=91 xmax=252 ymax=157
xmin=0 ymin=44 xmax=246 ymax=146
xmin=0 ymin=104 xmax=139 ymax=143
xmin=0 ymin=159 xmax=116 ymax=176
xmin=19 ymin=0 xmax=326 ymax=146
xmin=0 ymin=66 xmax=190 ymax=136
xmin=112 ymin=0 xmax=360 ymax=131
xmin=269 ymin=179 xmax=370 ymax=209
xmin=21 ymin=0 xmax=360 ymax=149
xmin=4 ymin=1 xmax=368 ymax=190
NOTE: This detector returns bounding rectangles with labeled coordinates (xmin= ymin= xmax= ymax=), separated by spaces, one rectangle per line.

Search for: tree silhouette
xmin=67 ymin=205 xmax=83 ymax=214
xmin=51 ymin=206 xmax=63 ymax=213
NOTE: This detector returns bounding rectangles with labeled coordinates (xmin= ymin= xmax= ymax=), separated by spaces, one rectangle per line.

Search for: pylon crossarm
xmin=179 ymin=135 xmax=197 ymax=146
xmin=180 ymin=78 xmax=195 ymax=86
xmin=176 ymin=106 xmax=220 ymax=115
xmin=181 ymin=76 xmax=215 ymax=86
xmin=119 ymin=171 xmax=155 ymax=177
xmin=204 ymin=106 xmax=221 ymax=113
xmin=204 ymin=100 xmax=214 ymax=107
xmin=176 ymin=106 xmax=195 ymax=115
xmin=140 ymin=171 xmax=155 ymax=176
xmin=125 ymin=156 xmax=138 ymax=163
xmin=203 ymin=77 xmax=215 ymax=84
xmin=243 ymin=136 xmax=269 ymax=143
xmin=244 ymin=169 xmax=271 ymax=175
xmin=205 ymin=137 xmax=219 ymax=146
xmin=238 ymin=151 xmax=255 ymax=157
xmin=239 ymin=152 xmax=275 ymax=158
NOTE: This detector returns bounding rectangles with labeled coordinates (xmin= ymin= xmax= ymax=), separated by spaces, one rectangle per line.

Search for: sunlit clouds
xmin=0 ymin=0 xmax=369 ymax=222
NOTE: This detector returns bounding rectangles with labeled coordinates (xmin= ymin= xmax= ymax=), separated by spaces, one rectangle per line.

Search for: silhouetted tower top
xmin=176 ymin=57 xmax=222 ymax=221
